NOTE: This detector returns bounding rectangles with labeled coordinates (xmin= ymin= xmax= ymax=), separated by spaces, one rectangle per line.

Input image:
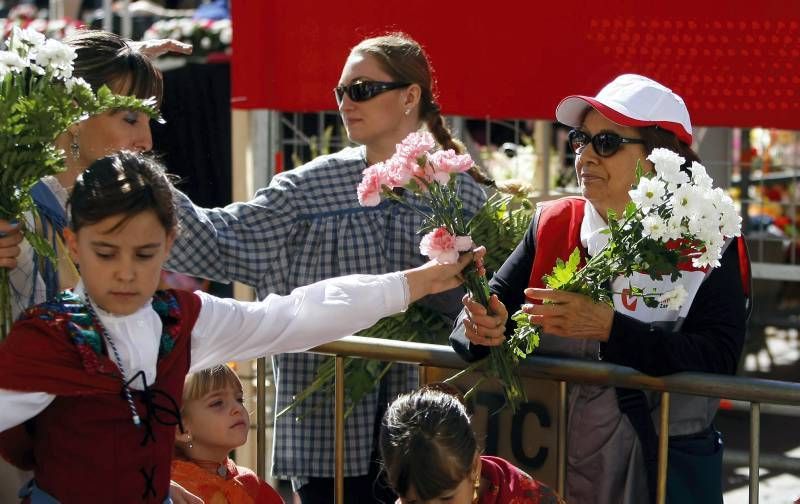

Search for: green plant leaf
xmin=544 ymin=247 xmax=581 ymax=289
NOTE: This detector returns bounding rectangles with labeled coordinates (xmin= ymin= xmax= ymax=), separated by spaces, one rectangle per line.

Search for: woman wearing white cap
xmin=451 ymin=74 xmax=751 ymax=504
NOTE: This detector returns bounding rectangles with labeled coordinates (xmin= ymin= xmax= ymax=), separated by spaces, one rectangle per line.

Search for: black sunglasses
xmin=568 ymin=129 xmax=645 ymax=157
xmin=334 ymin=80 xmax=411 ymax=104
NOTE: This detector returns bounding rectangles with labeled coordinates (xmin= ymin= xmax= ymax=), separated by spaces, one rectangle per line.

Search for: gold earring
xmin=404 ymin=109 xmax=411 ymax=116
xmin=187 ymin=433 xmax=193 ymax=449
xmin=472 ymin=474 xmax=480 ymax=503
xmin=70 ymin=134 xmax=79 ymax=160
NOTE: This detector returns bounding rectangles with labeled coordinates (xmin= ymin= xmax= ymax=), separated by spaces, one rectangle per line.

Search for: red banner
xmin=230 ymin=0 xmax=800 ymax=129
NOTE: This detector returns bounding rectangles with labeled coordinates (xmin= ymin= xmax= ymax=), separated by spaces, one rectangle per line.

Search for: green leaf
xmin=22 ymin=228 xmax=56 ymax=265
xmin=468 ymin=191 xmax=534 ymax=273
xmin=625 ymin=201 xmax=637 ymax=219
xmin=543 ymin=247 xmax=581 ymax=289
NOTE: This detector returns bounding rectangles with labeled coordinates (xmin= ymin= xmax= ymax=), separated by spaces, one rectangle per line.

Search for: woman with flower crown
xmin=451 ymin=74 xmax=751 ymax=504
xmin=0 ymin=151 xmax=478 ymax=503
xmin=164 ymin=33 xmax=488 ymax=503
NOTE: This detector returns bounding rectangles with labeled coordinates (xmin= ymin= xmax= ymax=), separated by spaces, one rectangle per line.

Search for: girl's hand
xmin=169 ymin=480 xmax=204 ymax=504
xmin=0 ymin=219 xmax=22 ymax=269
xmin=404 ymin=246 xmax=486 ymax=302
xmin=523 ymin=288 xmax=613 ymax=342
xmin=462 ymin=293 xmax=508 ymax=347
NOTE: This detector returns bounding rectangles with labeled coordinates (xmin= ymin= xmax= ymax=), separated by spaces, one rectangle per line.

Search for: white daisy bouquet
xmin=0 ymin=27 xmax=160 ymax=338
xmin=507 ymin=149 xmax=742 ymax=405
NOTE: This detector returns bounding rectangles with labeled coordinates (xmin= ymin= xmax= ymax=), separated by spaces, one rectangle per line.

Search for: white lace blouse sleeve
xmin=0 ymin=390 xmax=54 ymax=431
xmin=189 ymin=272 xmax=409 ymax=372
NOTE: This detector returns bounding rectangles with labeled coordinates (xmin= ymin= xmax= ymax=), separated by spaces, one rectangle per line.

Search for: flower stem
xmin=0 ymin=268 xmax=10 ymax=340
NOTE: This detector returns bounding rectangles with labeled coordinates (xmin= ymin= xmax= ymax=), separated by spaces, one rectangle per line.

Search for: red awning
xmin=230 ymin=0 xmax=800 ymax=130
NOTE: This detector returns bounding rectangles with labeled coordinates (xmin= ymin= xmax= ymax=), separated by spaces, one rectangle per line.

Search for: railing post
xmin=657 ymin=392 xmax=670 ymax=504
xmin=256 ymin=357 xmax=267 ymax=479
xmin=557 ymin=380 xmax=567 ymax=497
xmin=750 ymin=402 xmax=761 ymax=503
xmin=335 ymin=356 xmax=346 ymax=504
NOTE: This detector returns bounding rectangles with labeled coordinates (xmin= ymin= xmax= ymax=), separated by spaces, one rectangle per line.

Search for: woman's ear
xmin=402 ymin=83 xmax=422 ymax=113
xmin=63 ymin=228 xmax=79 ymax=265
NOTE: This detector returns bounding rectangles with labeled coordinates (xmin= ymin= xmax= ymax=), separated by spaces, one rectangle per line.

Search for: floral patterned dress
xmin=478 ymin=456 xmax=566 ymax=504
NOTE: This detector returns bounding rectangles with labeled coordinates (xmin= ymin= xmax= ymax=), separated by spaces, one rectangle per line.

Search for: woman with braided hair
xmin=166 ymin=32 xmax=488 ymax=503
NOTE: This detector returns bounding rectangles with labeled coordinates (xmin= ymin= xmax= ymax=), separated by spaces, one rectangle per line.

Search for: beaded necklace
xmin=84 ymin=294 xmax=142 ymax=427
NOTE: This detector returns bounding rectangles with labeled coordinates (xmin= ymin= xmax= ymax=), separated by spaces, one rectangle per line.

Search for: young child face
xmin=183 ymin=384 xmax=250 ymax=454
xmin=65 ymin=209 xmax=174 ymax=315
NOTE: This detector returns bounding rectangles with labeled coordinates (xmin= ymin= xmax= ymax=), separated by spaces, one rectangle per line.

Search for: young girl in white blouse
xmin=0 ymin=151 xmax=478 ymax=504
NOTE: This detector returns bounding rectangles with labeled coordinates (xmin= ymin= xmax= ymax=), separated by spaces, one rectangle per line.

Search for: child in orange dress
xmin=173 ymin=364 xmax=283 ymax=504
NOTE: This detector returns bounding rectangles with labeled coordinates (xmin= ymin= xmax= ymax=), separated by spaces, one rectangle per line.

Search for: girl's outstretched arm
xmin=189 ymin=249 xmax=484 ymax=371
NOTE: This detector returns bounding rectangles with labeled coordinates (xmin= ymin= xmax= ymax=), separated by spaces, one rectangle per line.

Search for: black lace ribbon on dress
xmin=124 ymin=370 xmax=184 ymax=447
xmin=122 ymin=371 xmax=184 ymax=500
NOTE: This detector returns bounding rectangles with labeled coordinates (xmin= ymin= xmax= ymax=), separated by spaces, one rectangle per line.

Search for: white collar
xmin=580 ymin=202 xmax=610 ymax=257
xmin=73 ymin=281 xmax=162 ymax=387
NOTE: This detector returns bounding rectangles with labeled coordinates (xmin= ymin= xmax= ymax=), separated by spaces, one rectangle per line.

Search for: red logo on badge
xmin=621 ymin=289 xmax=638 ymax=311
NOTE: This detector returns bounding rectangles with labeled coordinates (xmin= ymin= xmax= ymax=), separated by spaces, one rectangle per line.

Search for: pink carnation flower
xmin=419 ymin=227 xmax=473 ymax=263
xmin=357 ymin=164 xmax=386 ymax=206
xmin=396 ymin=131 xmax=435 ymax=163
xmin=429 ymin=149 xmax=474 ymax=184
xmin=382 ymin=155 xmax=413 ymax=188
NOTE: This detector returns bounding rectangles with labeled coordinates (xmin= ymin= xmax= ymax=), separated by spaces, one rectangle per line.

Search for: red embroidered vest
xmin=527 ymin=196 xmax=587 ymax=291
xmin=0 ymin=289 xmax=202 ymax=503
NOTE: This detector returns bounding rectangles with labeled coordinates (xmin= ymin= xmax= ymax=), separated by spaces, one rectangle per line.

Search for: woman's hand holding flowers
xmin=522 ymin=288 xmax=614 ymax=342
xmin=462 ymin=294 xmax=508 ymax=346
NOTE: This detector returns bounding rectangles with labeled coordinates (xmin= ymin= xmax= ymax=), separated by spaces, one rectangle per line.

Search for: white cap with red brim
xmin=555 ymin=74 xmax=693 ymax=145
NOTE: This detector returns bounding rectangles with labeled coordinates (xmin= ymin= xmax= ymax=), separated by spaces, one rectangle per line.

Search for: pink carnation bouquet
xmin=357 ymin=131 xmax=481 ymax=272
xmin=357 ymin=131 xmax=526 ymax=408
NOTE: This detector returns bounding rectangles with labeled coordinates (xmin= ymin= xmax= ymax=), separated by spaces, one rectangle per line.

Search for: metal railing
xmin=262 ymin=335 xmax=800 ymax=504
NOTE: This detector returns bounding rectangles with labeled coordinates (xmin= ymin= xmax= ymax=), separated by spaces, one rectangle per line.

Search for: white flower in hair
xmin=0 ymin=50 xmax=27 ymax=72
xmin=65 ymin=76 xmax=91 ymax=93
xmin=35 ymin=38 xmax=76 ymax=79
xmin=10 ymin=26 xmax=45 ymax=52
